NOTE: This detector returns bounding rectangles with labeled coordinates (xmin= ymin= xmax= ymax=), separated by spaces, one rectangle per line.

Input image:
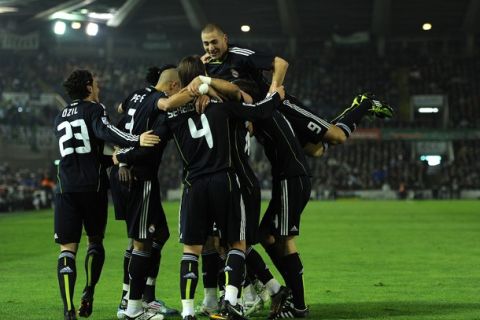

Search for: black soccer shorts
xmin=179 ymin=170 xmax=245 ymax=246
xmin=125 ymin=179 xmax=168 ymax=240
xmin=278 ymin=94 xmax=332 ymax=146
xmin=109 ymin=166 xmax=129 ymax=221
xmin=238 ymin=176 xmax=261 ymax=245
xmin=260 ymin=175 xmax=311 ymax=237
xmin=54 ymin=191 xmax=108 ymax=244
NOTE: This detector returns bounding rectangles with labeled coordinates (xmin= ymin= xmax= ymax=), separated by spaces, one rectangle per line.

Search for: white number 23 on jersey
xmin=57 ymin=119 xmax=91 ymax=157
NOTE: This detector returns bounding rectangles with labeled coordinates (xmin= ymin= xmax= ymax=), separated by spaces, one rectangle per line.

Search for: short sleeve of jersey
xmin=229 ymin=46 xmax=275 ymax=71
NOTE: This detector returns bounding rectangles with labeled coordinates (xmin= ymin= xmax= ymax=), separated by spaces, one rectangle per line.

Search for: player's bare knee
xmin=133 ymin=239 xmax=152 ymax=251
xmin=184 ymin=244 xmax=203 ymax=256
xmin=261 ymin=234 xmax=276 ymax=247
xmin=229 ymin=240 xmax=246 ymax=252
xmin=325 ymin=126 xmax=347 ymax=145
xmin=60 ymin=243 xmax=78 ymax=253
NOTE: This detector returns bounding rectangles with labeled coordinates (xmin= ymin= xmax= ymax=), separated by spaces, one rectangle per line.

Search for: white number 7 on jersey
xmin=188 ymin=114 xmax=213 ymax=148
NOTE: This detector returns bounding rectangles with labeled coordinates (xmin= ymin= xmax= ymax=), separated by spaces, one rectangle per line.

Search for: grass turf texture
xmin=0 ymin=200 xmax=479 ymax=320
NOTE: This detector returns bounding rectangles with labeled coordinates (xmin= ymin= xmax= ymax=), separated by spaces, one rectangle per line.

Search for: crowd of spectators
xmin=0 ymin=162 xmax=55 ymax=212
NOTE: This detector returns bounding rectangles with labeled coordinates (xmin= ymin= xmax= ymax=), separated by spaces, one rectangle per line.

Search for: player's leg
xmin=78 ymin=191 xmax=108 ymax=318
xmin=54 ymin=192 xmax=83 ymax=320
xmin=269 ymin=176 xmax=311 ymax=319
xmin=178 ymin=178 xmax=210 ymax=320
xmin=143 ymin=202 xmax=179 ymax=317
xmin=123 ymin=180 xmax=163 ymax=320
xmin=196 ymin=236 xmax=221 ymax=315
xmin=117 ymin=239 xmax=133 ymax=319
xmin=210 ymin=172 xmax=249 ymax=320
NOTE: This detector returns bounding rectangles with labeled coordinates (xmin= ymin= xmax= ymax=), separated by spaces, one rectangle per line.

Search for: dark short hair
xmin=145 ymin=64 xmax=177 ymax=85
xmin=201 ymin=23 xmax=225 ymax=35
xmin=177 ymin=55 xmax=205 ymax=87
xmin=232 ymin=79 xmax=262 ymax=102
xmin=63 ymin=69 xmax=93 ymax=100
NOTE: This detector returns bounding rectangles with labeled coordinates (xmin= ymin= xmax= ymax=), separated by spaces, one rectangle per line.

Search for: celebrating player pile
xmin=53 ymin=24 xmax=392 ymax=320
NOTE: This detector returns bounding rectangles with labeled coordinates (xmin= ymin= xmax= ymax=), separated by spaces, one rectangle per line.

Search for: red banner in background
xmin=350 ymin=128 xmax=381 ymax=140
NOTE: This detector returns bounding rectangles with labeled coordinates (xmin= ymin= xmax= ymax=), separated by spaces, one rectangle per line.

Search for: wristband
xmin=119 ymin=163 xmax=127 ymax=167
xmin=199 ymin=75 xmax=212 ymax=85
xmin=198 ymin=83 xmax=209 ymax=95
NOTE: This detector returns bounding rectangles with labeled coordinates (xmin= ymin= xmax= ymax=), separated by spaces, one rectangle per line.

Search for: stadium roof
xmin=1 ymin=0 xmax=479 ymax=40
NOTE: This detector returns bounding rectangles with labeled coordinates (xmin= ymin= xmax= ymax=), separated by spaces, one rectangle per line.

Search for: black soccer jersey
xmin=54 ymin=100 xmax=141 ymax=193
xmin=254 ymin=111 xmax=311 ymax=180
xmin=206 ymin=45 xmax=274 ymax=95
xmin=231 ymin=120 xmax=258 ymax=192
xmin=116 ymin=87 xmax=168 ymax=180
xmin=206 ymin=45 xmax=332 ymax=146
xmin=159 ymin=93 xmax=281 ymax=185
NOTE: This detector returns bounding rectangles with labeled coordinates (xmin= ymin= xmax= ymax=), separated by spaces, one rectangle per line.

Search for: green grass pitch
xmin=1 ymin=200 xmax=479 ymax=320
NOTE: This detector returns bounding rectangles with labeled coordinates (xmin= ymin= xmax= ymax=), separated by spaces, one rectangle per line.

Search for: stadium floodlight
xmin=420 ymin=155 xmax=442 ymax=166
xmin=422 ymin=23 xmax=432 ymax=31
xmin=86 ymin=22 xmax=99 ymax=36
xmin=54 ymin=21 xmax=66 ymax=35
xmin=88 ymin=12 xmax=114 ymax=20
xmin=0 ymin=6 xmax=18 ymax=13
xmin=71 ymin=22 xmax=81 ymax=29
xmin=241 ymin=25 xmax=251 ymax=32
xmin=418 ymin=107 xmax=439 ymax=113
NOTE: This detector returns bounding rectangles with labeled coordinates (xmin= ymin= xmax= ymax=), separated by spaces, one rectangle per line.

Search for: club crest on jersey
xmin=231 ymin=69 xmax=239 ymax=78
xmin=101 ymin=116 xmax=109 ymax=125
xmin=148 ymin=224 xmax=156 ymax=234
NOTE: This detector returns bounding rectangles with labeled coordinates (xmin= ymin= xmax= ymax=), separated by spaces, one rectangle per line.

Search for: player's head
xmin=155 ymin=64 xmax=181 ymax=95
xmin=232 ymin=79 xmax=261 ymax=103
xmin=63 ymin=69 xmax=99 ymax=102
xmin=177 ymin=55 xmax=206 ymax=88
xmin=201 ymin=23 xmax=228 ymax=60
xmin=146 ymin=64 xmax=177 ymax=85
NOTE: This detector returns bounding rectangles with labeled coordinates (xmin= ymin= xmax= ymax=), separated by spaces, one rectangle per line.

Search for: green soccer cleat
xmin=369 ymin=98 xmax=394 ymax=119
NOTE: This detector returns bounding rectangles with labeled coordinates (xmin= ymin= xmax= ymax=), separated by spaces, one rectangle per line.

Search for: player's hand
xmin=246 ymin=121 xmax=254 ymax=135
xmin=195 ymin=95 xmax=211 ymax=114
xmin=118 ymin=166 xmax=133 ymax=185
xmin=201 ymin=53 xmax=212 ymax=64
xmin=187 ymin=77 xmax=203 ymax=96
xmin=272 ymin=85 xmax=285 ymax=100
xmin=208 ymin=87 xmax=223 ymax=103
xmin=112 ymin=152 xmax=119 ymax=165
xmin=140 ymin=130 xmax=160 ymax=147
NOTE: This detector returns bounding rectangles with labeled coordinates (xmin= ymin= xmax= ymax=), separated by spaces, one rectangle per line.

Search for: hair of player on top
xmin=201 ymin=23 xmax=226 ymax=35
xmin=232 ymin=79 xmax=262 ymax=102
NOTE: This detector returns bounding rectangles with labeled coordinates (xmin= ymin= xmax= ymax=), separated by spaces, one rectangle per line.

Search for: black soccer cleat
xmin=209 ymin=300 xmax=248 ymax=320
xmin=269 ymin=299 xmax=309 ymax=319
xmin=183 ymin=316 xmax=198 ymax=320
xmin=65 ymin=309 xmax=78 ymax=320
xmin=78 ymin=289 xmax=93 ymax=317
xmin=269 ymin=286 xmax=291 ymax=317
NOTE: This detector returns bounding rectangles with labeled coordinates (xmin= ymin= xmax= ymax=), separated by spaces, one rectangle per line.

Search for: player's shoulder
xmin=228 ymin=45 xmax=256 ymax=57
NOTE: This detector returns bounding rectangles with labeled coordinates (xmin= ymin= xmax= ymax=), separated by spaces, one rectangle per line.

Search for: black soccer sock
xmin=58 ymin=250 xmax=77 ymax=313
xmin=265 ymin=243 xmax=288 ymax=281
xmin=282 ymin=253 xmax=306 ymax=310
xmin=218 ymin=253 xmax=226 ymax=293
xmin=122 ymin=248 xmax=132 ymax=299
xmin=128 ymin=249 xmax=151 ymax=300
xmin=180 ymin=253 xmax=199 ymax=300
xmin=144 ymin=241 xmax=162 ymax=303
xmin=202 ymin=249 xmax=220 ymax=289
xmin=333 ymin=99 xmax=371 ymax=137
xmin=246 ymin=246 xmax=274 ymax=285
xmin=225 ymin=249 xmax=246 ymax=293
xmin=84 ymin=243 xmax=105 ymax=294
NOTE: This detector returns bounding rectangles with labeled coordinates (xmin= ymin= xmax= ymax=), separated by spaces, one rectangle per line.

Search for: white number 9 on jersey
xmin=188 ymin=114 xmax=213 ymax=149
xmin=57 ymin=119 xmax=91 ymax=157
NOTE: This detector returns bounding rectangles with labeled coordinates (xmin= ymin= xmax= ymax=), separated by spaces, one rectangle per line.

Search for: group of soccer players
xmin=53 ymin=23 xmax=393 ymax=320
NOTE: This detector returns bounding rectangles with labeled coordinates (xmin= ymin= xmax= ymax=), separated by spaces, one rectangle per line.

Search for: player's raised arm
xmin=157 ymin=88 xmax=195 ymax=111
xmin=269 ymin=56 xmax=289 ymax=94
xmin=224 ymin=85 xmax=285 ymax=121
xmin=91 ymin=105 xmax=159 ymax=147
xmin=187 ymin=76 xmax=241 ymax=101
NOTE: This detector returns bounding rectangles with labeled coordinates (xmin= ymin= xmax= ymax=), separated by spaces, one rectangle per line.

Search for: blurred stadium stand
xmin=1 ymin=0 xmax=480 ymax=211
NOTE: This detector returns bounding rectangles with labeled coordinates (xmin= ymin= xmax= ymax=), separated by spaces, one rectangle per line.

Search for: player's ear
xmin=223 ymin=33 xmax=228 ymax=44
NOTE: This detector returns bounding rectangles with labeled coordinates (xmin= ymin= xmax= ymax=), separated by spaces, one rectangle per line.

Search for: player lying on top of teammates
xmin=199 ymin=23 xmax=393 ymax=157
